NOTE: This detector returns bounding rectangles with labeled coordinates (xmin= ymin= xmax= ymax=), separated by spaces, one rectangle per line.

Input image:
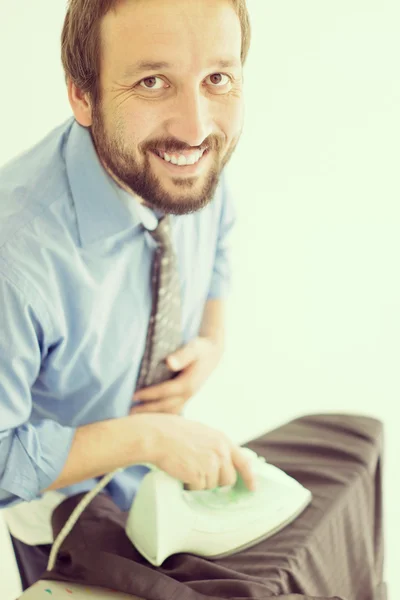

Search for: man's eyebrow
xmin=122 ymin=58 xmax=241 ymax=79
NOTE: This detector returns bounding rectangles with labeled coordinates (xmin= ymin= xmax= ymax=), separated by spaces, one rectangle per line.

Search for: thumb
xmin=167 ymin=339 xmax=201 ymax=371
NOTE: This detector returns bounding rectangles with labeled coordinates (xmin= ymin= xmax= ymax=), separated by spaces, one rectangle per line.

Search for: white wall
xmin=0 ymin=1 xmax=398 ymax=598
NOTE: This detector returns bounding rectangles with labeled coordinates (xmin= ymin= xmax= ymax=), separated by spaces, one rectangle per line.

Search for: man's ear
xmin=67 ymin=79 xmax=93 ymax=127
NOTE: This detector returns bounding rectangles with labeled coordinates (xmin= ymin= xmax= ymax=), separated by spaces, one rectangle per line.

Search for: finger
xmin=131 ymin=397 xmax=185 ymax=415
xmin=133 ymin=379 xmax=181 ymax=402
xmin=218 ymin=459 xmax=238 ymax=489
xmin=205 ymin=456 xmax=221 ymax=490
xmin=231 ymin=447 xmax=257 ymax=491
xmin=185 ymin=459 xmax=220 ymax=491
xmin=184 ymin=473 xmax=207 ymax=492
xmin=166 ymin=338 xmax=202 ymax=371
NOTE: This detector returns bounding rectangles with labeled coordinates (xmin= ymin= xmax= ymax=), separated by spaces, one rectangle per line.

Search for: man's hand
xmin=130 ymin=336 xmax=223 ymax=415
xmin=141 ymin=413 xmax=257 ymax=491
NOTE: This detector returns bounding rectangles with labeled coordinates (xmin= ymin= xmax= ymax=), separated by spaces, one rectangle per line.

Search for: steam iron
xmin=125 ymin=448 xmax=312 ymax=566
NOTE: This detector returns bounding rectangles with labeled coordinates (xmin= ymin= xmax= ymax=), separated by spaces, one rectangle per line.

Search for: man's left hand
xmin=130 ymin=336 xmax=223 ymax=415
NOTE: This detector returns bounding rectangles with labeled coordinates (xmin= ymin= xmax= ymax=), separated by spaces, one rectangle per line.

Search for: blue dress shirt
xmin=0 ymin=118 xmax=235 ymax=512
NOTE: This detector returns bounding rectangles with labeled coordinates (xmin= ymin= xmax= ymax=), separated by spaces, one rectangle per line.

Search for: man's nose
xmin=167 ymin=90 xmax=213 ymax=149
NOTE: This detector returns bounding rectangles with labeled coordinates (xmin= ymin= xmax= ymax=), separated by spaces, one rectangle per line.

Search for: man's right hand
xmin=45 ymin=413 xmax=257 ymax=495
xmin=139 ymin=413 xmax=257 ymax=492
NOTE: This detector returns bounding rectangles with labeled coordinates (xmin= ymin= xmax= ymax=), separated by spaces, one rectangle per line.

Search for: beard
xmin=90 ymin=102 xmax=240 ymax=215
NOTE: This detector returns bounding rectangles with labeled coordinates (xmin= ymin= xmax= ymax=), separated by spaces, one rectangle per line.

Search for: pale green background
xmin=0 ymin=1 xmax=398 ymax=597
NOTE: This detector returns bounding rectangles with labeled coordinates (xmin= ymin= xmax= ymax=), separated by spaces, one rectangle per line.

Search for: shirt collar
xmin=116 ymin=185 xmax=159 ymax=231
xmin=65 ymin=119 xmax=156 ymax=246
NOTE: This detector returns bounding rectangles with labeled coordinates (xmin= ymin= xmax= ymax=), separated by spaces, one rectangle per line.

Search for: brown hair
xmin=61 ymin=0 xmax=251 ymax=106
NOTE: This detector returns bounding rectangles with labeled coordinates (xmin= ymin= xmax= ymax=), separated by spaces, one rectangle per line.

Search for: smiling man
xmin=0 ymin=0 xmax=252 ymax=590
xmin=73 ymin=0 xmax=245 ymax=215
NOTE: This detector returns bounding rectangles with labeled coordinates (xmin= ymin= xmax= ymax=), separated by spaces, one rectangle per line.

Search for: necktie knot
xmin=149 ymin=215 xmax=172 ymax=249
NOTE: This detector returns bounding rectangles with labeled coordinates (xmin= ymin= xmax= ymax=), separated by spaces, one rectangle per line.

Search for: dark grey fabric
xmin=11 ymin=536 xmax=52 ymax=591
xmin=42 ymin=414 xmax=386 ymax=600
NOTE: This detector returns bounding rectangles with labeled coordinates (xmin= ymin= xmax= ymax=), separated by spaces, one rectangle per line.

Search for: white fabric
xmin=0 ymin=511 xmax=23 ymax=600
xmin=2 ymin=491 xmax=66 ymax=545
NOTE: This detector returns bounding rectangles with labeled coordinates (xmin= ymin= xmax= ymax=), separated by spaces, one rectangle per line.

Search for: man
xmin=0 ymin=0 xmax=254 ymax=590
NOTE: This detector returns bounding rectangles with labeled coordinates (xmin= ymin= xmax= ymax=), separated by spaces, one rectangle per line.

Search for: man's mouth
xmin=154 ymin=148 xmax=208 ymax=167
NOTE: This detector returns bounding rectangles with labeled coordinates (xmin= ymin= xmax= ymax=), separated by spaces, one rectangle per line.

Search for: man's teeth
xmin=157 ymin=149 xmax=205 ymax=166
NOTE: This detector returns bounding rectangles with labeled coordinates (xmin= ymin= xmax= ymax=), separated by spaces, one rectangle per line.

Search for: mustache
xmin=143 ymin=136 xmax=224 ymax=156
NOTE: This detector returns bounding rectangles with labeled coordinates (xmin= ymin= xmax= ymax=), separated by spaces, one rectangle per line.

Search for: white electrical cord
xmin=46 ymin=467 xmax=123 ymax=571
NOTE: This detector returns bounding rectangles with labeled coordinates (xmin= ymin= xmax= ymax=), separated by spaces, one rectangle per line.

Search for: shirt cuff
xmin=1 ymin=420 xmax=76 ymax=503
xmin=207 ymin=276 xmax=231 ymax=299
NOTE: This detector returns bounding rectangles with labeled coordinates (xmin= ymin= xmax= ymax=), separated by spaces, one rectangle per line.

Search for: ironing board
xmin=17 ymin=579 xmax=351 ymax=600
xmin=19 ymin=414 xmax=386 ymax=600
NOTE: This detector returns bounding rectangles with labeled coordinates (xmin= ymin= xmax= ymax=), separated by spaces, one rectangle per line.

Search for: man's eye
xmin=137 ymin=73 xmax=231 ymax=91
xmin=206 ymin=73 xmax=231 ymax=86
xmin=139 ymin=77 xmax=165 ymax=90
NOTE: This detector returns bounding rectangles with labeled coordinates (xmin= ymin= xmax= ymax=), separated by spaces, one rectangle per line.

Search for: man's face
xmin=89 ymin=0 xmax=244 ymax=215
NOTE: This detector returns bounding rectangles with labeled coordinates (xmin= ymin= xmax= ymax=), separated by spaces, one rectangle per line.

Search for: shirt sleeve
xmin=207 ymin=173 xmax=237 ymax=299
xmin=0 ymin=272 xmax=76 ymax=507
